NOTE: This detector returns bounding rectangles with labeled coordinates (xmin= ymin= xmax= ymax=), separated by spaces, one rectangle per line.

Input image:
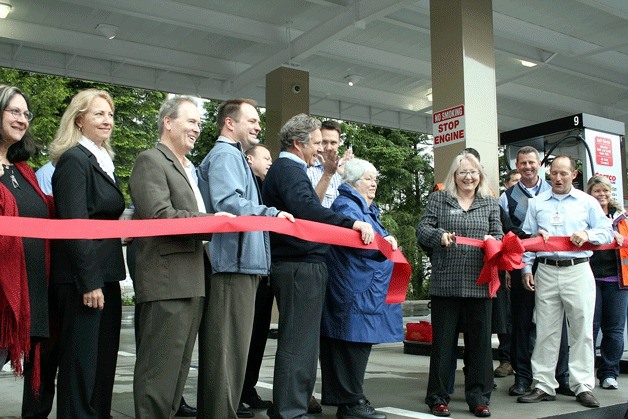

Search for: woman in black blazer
xmin=50 ymin=89 xmax=125 ymax=418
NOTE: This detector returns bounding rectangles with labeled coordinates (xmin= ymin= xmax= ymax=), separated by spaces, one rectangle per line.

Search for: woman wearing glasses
xmin=0 ymin=85 xmax=56 ymax=417
xmin=49 ymin=89 xmax=125 ymax=418
xmin=416 ymin=152 xmax=502 ymax=418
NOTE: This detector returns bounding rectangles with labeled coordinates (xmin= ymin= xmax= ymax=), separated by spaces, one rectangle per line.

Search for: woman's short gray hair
xmin=279 ymin=114 xmax=321 ymax=150
xmin=342 ymin=158 xmax=378 ymax=186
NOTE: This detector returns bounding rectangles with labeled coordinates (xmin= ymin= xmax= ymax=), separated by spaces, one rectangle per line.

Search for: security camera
xmin=291 ymin=84 xmax=301 ymax=94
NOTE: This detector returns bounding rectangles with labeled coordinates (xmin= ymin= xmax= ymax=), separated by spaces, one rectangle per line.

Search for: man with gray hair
xmin=262 ymin=113 xmax=375 ymax=419
xmin=130 ymin=96 xmax=232 ymax=418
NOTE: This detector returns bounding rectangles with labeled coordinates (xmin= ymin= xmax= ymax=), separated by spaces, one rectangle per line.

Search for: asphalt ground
xmin=1 ymin=305 xmax=626 ymax=419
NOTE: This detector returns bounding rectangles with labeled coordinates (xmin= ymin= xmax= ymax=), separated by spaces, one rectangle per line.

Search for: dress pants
xmin=134 ymin=297 xmax=203 ymax=419
xmin=241 ymin=276 xmax=274 ymax=400
xmin=425 ymin=297 xmax=493 ymax=410
xmin=532 ymin=263 xmax=595 ymax=396
xmin=320 ymin=336 xmax=372 ymax=405
xmin=56 ymin=282 xmax=121 ymax=419
xmin=270 ymin=261 xmax=328 ymax=419
xmin=21 ymin=339 xmax=58 ymax=419
xmin=198 ymin=272 xmax=257 ymax=419
xmin=510 ymin=268 xmax=569 ymax=387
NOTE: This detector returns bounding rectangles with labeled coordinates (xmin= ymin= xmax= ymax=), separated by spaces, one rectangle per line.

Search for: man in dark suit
xmin=262 ymin=114 xmax=375 ymax=419
xmin=129 ymin=96 xmax=232 ymax=418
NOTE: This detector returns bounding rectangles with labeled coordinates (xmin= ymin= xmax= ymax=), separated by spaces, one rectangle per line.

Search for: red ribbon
xmin=0 ymin=215 xmax=412 ymax=303
xmin=456 ymin=233 xmax=627 ymax=297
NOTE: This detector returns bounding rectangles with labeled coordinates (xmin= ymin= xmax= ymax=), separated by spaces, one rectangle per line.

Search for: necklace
xmin=1 ymin=164 xmax=20 ymax=189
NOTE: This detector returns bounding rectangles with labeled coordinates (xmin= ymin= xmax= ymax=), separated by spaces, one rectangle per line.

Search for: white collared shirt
xmin=79 ymin=137 xmax=115 ymax=181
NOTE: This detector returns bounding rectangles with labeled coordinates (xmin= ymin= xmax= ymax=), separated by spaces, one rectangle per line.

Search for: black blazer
xmin=51 ymin=144 xmax=126 ymax=294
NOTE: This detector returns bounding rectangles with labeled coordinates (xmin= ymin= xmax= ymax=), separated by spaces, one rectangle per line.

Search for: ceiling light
xmin=344 ymin=74 xmax=362 ymax=87
xmin=520 ymin=59 xmax=537 ymax=68
xmin=426 ymin=89 xmax=433 ymax=102
xmin=96 ymin=23 xmax=119 ymax=40
xmin=0 ymin=3 xmax=12 ymax=19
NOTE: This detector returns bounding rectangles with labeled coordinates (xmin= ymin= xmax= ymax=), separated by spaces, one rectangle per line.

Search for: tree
xmin=1 ymin=69 xmax=167 ymax=200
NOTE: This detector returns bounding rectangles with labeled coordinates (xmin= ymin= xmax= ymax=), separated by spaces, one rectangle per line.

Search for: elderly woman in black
xmin=416 ymin=152 xmax=502 ymax=418
xmin=0 ymin=85 xmax=56 ymax=418
xmin=50 ymin=89 xmax=125 ymax=418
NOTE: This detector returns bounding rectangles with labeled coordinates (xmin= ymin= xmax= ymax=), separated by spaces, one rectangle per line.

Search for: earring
xmin=79 ymin=126 xmax=83 ymax=133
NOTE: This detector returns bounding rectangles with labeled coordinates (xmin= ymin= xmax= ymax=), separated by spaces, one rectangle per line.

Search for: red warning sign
xmin=433 ymin=105 xmax=465 ymax=148
xmin=594 ymin=136 xmax=613 ymax=166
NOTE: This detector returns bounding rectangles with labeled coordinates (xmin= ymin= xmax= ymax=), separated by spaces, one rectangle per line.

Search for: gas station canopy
xmin=0 ymin=0 xmax=626 ymax=134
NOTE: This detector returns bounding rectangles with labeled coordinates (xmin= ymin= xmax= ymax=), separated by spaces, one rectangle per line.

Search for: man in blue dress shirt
xmin=517 ymin=156 xmax=613 ymax=408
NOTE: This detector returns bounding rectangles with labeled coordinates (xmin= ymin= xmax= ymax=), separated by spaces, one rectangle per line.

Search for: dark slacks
xmin=426 ymin=297 xmax=493 ymax=410
xmin=270 ymin=260 xmax=327 ymax=419
xmin=241 ymin=275 xmax=274 ymax=400
xmin=320 ymin=336 xmax=372 ymax=405
xmin=510 ymin=269 xmax=569 ymax=387
xmin=22 ymin=285 xmax=60 ymax=419
xmin=21 ymin=338 xmax=59 ymax=419
xmin=55 ymin=282 xmax=122 ymax=419
xmin=134 ymin=296 xmax=203 ymax=419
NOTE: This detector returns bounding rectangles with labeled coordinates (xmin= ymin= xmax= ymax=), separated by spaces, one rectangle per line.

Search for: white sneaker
xmin=601 ymin=377 xmax=618 ymax=389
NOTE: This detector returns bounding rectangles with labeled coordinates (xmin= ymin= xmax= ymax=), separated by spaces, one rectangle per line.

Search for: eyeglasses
xmin=360 ymin=176 xmax=379 ymax=184
xmin=456 ymin=170 xmax=479 ymax=178
xmin=4 ymin=108 xmax=34 ymax=122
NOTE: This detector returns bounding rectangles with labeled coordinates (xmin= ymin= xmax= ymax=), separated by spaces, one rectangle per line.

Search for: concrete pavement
xmin=1 ymin=306 xmax=626 ymax=418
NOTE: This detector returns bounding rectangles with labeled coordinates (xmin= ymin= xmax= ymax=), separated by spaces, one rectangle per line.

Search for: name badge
xmin=450 ymin=209 xmax=462 ymax=215
xmin=550 ymin=212 xmax=563 ymax=226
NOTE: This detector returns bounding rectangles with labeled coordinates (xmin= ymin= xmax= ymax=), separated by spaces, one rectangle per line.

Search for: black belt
xmin=538 ymin=257 xmax=590 ymax=267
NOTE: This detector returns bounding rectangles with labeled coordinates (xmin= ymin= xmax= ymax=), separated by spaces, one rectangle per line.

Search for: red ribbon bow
xmin=477 ymin=232 xmax=526 ymax=297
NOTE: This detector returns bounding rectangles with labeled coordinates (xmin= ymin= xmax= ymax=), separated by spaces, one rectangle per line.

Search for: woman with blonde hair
xmin=585 ymin=175 xmax=627 ymax=390
xmin=50 ymin=89 xmax=126 ymax=418
xmin=416 ymin=152 xmax=502 ymax=417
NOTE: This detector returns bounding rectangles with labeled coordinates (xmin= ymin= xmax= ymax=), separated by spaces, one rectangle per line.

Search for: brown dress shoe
xmin=517 ymin=388 xmax=556 ymax=403
xmin=576 ymin=391 xmax=600 ymax=408
xmin=494 ymin=362 xmax=513 ymax=377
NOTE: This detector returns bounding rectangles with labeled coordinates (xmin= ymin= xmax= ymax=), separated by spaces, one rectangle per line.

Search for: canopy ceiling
xmin=0 ymin=0 xmax=626 ymax=134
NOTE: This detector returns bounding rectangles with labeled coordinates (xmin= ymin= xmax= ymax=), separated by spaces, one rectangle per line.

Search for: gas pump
xmin=500 ymin=113 xmax=626 ymax=207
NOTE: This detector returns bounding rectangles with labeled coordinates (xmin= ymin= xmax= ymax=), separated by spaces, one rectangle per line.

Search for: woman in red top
xmin=0 ymin=84 xmax=55 ymax=417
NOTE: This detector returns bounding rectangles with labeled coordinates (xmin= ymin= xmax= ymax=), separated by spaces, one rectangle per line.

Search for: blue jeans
xmin=593 ymin=280 xmax=628 ymax=381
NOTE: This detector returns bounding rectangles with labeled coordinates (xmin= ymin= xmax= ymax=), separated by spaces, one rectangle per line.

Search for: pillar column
xmin=430 ymin=0 xmax=499 ymax=192
xmin=265 ymin=66 xmax=310 ymax=158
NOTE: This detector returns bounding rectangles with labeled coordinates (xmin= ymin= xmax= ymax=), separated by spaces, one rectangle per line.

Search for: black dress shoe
xmin=237 ymin=402 xmax=254 ymax=418
xmin=336 ymin=399 xmax=386 ymax=419
xmin=241 ymin=391 xmax=273 ymax=409
xmin=470 ymin=405 xmax=491 ymax=417
xmin=308 ymin=395 xmax=322 ymax=414
xmin=517 ymin=388 xmax=556 ymax=403
xmin=576 ymin=391 xmax=600 ymax=408
xmin=556 ymin=384 xmax=575 ymax=397
xmin=508 ymin=383 xmax=530 ymax=396
xmin=175 ymin=397 xmax=197 ymax=417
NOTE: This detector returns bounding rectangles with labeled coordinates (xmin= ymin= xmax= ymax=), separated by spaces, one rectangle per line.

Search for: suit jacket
xmin=416 ymin=190 xmax=503 ymax=299
xmin=51 ymin=144 xmax=126 ymax=294
xmin=129 ymin=143 xmax=211 ymax=304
